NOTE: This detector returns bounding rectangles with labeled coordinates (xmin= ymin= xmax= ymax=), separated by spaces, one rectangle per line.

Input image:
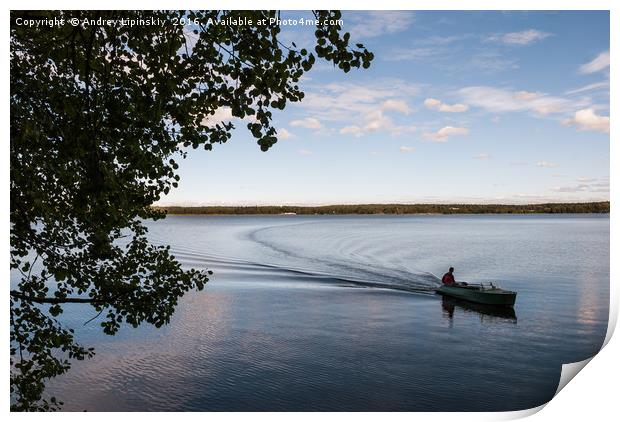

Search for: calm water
xmin=44 ymin=214 xmax=609 ymax=411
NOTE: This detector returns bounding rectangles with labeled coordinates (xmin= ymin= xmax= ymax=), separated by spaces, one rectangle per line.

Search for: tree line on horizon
xmin=156 ymin=202 xmax=610 ymax=215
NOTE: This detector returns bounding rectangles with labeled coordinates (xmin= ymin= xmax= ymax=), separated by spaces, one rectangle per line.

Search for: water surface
xmin=46 ymin=214 xmax=609 ymax=411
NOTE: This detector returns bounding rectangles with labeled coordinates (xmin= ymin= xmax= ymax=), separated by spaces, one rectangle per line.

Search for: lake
xmin=45 ymin=214 xmax=609 ymax=411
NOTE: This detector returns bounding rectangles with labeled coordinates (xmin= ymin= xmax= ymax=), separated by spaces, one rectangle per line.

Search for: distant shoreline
xmin=154 ymin=202 xmax=610 ymax=216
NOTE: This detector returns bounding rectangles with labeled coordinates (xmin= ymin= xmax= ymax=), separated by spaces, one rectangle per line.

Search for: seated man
xmin=442 ymin=267 xmax=456 ymax=285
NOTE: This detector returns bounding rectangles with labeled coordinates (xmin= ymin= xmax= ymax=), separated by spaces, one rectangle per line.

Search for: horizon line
xmin=154 ymin=200 xmax=610 ymax=208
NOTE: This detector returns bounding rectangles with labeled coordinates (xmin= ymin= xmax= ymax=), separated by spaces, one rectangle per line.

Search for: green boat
xmin=436 ymin=283 xmax=517 ymax=306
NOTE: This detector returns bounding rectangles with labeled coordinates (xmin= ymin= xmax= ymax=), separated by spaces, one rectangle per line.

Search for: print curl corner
xmin=489 ymin=359 xmax=594 ymax=421
xmin=529 ymin=280 xmax=618 ymax=410
xmin=543 ymin=297 xmax=618 ymax=413
xmin=496 ymin=321 xmax=616 ymax=420
xmin=553 ymin=357 xmax=595 ymax=399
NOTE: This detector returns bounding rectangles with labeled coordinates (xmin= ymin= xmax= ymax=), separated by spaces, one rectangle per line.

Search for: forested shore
xmin=156 ymin=202 xmax=610 ymax=215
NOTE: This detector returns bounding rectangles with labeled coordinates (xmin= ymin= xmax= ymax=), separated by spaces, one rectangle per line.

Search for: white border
xmin=3 ymin=1 xmax=617 ymax=420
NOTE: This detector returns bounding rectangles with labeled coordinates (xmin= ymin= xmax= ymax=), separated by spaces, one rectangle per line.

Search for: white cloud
xmin=339 ymin=110 xmax=413 ymax=138
xmin=299 ymin=80 xmax=420 ymax=137
xmin=290 ymin=117 xmax=322 ymax=130
xmin=562 ymin=108 xmax=610 ymax=133
xmin=200 ymin=107 xmax=235 ymax=127
xmin=340 ymin=110 xmax=417 ymax=138
xmin=536 ymin=161 xmax=559 ymax=168
xmin=424 ymin=98 xmax=469 ymax=113
xmin=473 ymin=153 xmax=490 ymax=160
xmin=423 ymin=126 xmax=469 ymax=142
xmin=551 ymin=185 xmax=588 ymax=193
xmin=399 ymin=146 xmax=415 ymax=153
xmin=488 ymin=29 xmax=552 ymax=45
xmin=278 ymin=128 xmax=293 ymax=140
xmin=298 ymin=149 xmax=313 ymax=156
xmin=362 ymin=110 xmax=393 ymax=133
xmin=513 ymin=91 xmax=540 ymax=100
xmin=565 ymin=81 xmax=609 ymax=95
xmin=552 ymin=178 xmax=609 ymax=193
xmin=458 ymin=86 xmax=573 ymax=115
xmin=347 ymin=11 xmax=415 ymax=40
xmin=381 ymin=99 xmax=412 ymax=114
xmin=201 ymin=106 xmax=257 ymax=127
xmin=580 ymin=51 xmax=610 ymax=74
xmin=339 ymin=125 xmax=363 ymax=137
xmin=298 ymin=80 xmax=420 ymax=122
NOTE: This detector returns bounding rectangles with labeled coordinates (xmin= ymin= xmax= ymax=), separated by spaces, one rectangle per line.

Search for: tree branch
xmin=10 ymin=291 xmax=104 ymax=304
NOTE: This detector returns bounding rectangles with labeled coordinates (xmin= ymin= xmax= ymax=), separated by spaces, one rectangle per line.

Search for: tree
xmin=10 ymin=10 xmax=373 ymax=410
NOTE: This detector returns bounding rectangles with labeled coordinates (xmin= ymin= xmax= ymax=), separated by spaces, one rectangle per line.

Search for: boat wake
xmin=148 ymin=222 xmax=441 ymax=295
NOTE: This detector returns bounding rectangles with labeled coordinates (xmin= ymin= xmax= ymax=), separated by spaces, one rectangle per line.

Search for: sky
xmin=159 ymin=11 xmax=610 ymax=206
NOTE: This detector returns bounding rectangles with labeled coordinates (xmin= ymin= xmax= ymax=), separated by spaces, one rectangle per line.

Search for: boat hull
xmin=436 ymin=285 xmax=517 ymax=306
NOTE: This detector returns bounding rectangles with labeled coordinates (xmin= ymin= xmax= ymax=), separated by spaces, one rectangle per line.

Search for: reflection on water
xmin=41 ymin=214 xmax=608 ymax=411
xmin=441 ymin=295 xmax=517 ymax=323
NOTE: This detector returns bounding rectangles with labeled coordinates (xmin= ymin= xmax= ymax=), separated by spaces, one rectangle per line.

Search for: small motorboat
xmin=436 ymin=282 xmax=517 ymax=306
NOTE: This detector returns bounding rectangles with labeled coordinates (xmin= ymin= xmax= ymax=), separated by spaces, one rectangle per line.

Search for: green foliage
xmin=157 ymin=202 xmax=610 ymax=215
xmin=10 ymin=10 xmax=373 ymax=410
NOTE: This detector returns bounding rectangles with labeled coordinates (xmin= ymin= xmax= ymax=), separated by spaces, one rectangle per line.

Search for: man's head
xmin=449 ymin=267 xmax=454 ymax=273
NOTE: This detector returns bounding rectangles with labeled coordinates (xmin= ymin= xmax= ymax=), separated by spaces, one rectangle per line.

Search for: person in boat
xmin=442 ymin=267 xmax=469 ymax=287
xmin=442 ymin=267 xmax=456 ymax=285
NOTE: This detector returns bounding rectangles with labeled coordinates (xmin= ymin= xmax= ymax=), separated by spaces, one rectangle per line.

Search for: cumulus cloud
xmin=347 ymin=11 xmax=415 ymax=39
xmin=361 ymin=110 xmax=393 ymax=133
xmin=536 ymin=161 xmax=559 ymax=168
xmin=339 ymin=125 xmax=364 ymax=137
xmin=381 ymin=99 xmax=412 ymax=114
xmin=488 ymin=29 xmax=552 ymax=45
xmin=424 ymin=98 xmax=469 ymax=113
xmin=473 ymin=153 xmax=490 ymax=160
xmin=278 ymin=128 xmax=293 ymax=140
xmin=296 ymin=80 xmax=417 ymax=138
xmin=562 ymin=108 xmax=610 ymax=133
xmin=399 ymin=146 xmax=415 ymax=153
xmin=200 ymin=107 xmax=259 ymax=128
xmin=580 ymin=51 xmax=610 ymax=74
xmin=458 ymin=86 xmax=573 ymax=115
xmin=298 ymin=149 xmax=313 ymax=156
xmin=423 ymin=126 xmax=469 ymax=142
xmin=201 ymin=107 xmax=235 ymax=127
xmin=290 ymin=117 xmax=322 ymax=130
xmin=298 ymin=80 xmax=420 ymax=122
xmin=336 ymin=99 xmax=416 ymax=138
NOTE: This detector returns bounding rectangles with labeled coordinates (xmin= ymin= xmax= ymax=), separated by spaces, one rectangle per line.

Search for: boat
xmin=436 ymin=282 xmax=517 ymax=306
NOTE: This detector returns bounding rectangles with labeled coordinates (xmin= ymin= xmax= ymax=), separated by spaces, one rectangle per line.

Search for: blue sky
xmin=160 ymin=11 xmax=610 ymax=206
